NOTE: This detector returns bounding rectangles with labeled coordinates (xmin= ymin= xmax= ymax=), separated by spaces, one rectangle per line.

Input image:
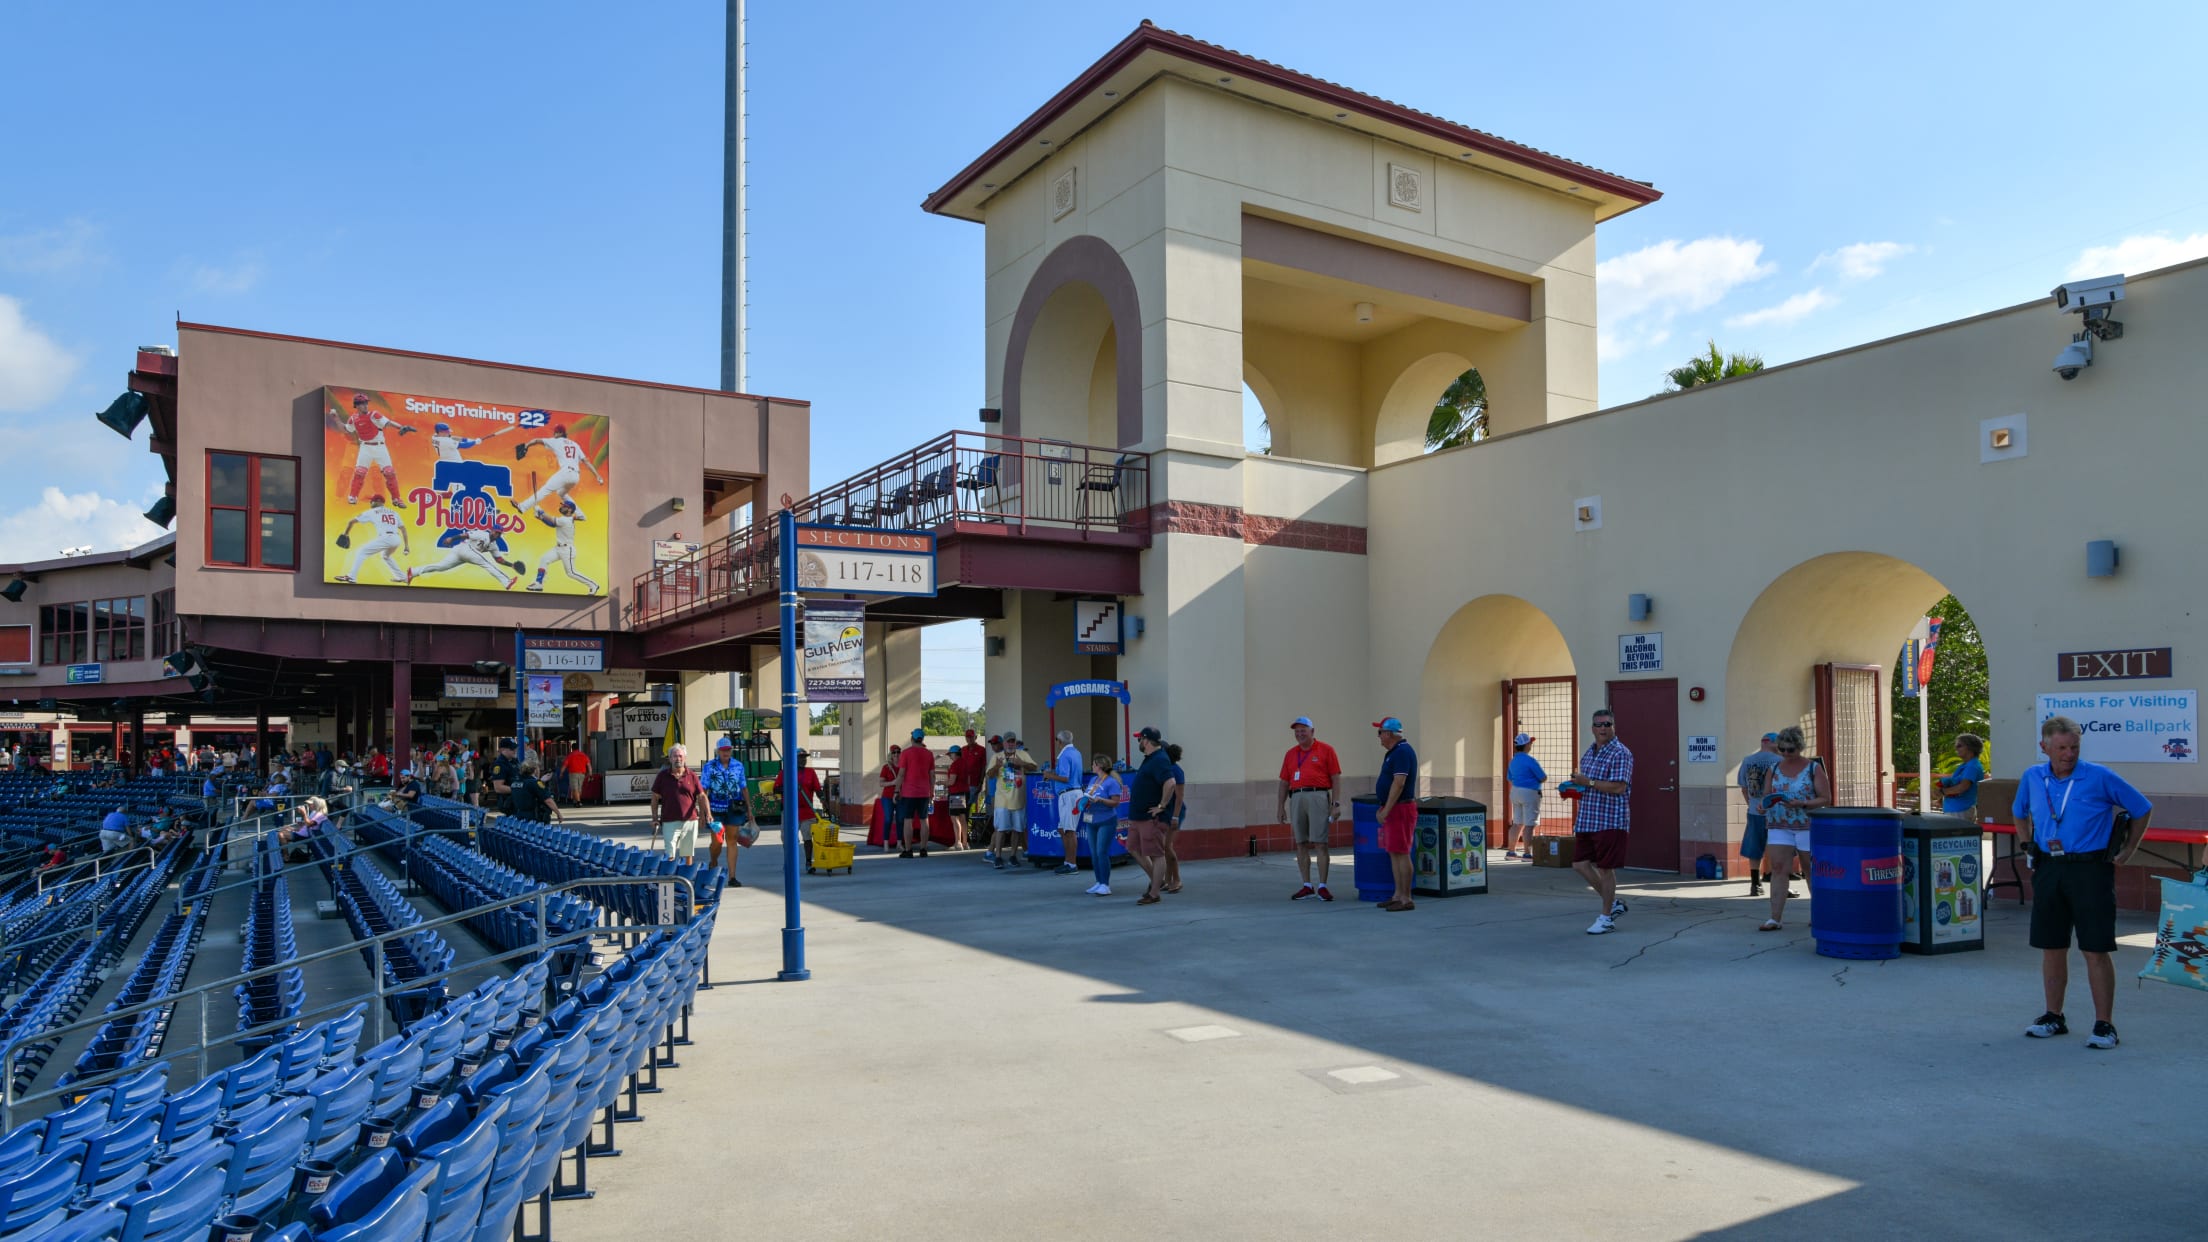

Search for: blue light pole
xmin=776 ymin=506 xmax=809 ymax=981
xmin=513 ymin=628 xmax=526 ymax=757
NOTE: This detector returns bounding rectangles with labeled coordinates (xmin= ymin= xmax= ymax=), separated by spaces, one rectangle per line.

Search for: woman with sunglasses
xmin=1759 ymin=725 xmax=1830 ymax=930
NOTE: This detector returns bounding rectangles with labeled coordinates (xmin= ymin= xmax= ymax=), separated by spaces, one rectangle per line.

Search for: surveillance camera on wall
xmin=2053 ymin=274 xmax=2124 ymax=312
xmin=2054 ymin=335 xmax=2093 ymax=381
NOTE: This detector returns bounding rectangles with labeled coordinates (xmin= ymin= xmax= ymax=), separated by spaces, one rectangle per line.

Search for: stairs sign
xmin=1076 ymin=599 xmax=1123 ymax=654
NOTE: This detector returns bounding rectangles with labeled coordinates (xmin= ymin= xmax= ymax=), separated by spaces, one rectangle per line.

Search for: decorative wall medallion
xmin=1052 ymin=168 xmax=1078 ymax=220
xmin=1387 ymin=162 xmax=1422 ymax=212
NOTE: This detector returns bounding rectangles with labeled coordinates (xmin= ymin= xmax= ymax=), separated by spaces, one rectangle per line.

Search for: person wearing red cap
xmin=1372 ymin=717 xmax=1419 ymax=911
xmin=947 ymin=728 xmax=987 ymax=849
xmin=1278 ymin=716 xmax=1342 ymax=901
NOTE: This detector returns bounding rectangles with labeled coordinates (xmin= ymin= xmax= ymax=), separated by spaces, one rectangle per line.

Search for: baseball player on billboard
xmin=510 ymin=423 xmax=604 ymax=515
xmin=333 ymin=495 xmax=411 ymax=583
xmin=527 ymin=498 xmax=600 ymax=593
xmin=330 ymin=392 xmax=417 ymax=505
xmin=408 ymin=526 xmax=519 ymax=590
xmin=431 ymin=419 xmax=518 ymax=492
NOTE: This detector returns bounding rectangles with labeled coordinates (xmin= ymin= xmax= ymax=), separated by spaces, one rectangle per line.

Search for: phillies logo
xmin=409 ymin=488 xmax=524 ymax=534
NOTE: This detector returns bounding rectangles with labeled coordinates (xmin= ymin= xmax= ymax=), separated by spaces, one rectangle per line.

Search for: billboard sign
xmin=525 ymin=675 xmax=565 ymax=728
xmin=320 ymin=385 xmax=610 ymax=596
xmin=804 ymin=601 xmax=867 ymax=702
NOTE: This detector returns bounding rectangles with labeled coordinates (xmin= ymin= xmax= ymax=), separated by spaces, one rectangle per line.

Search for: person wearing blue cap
xmin=896 ymin=726 xmax=936 ymax=857
xmin=1372 ymin=717 xmax=1419 ymax=911
xmin=1506 ymin=732 xmax=1546 ymax=859
xmin=1737 ymin=732 xmax=1783 ymax=898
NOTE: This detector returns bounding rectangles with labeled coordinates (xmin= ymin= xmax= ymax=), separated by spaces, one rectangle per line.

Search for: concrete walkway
xmin=552 ymin=807 xmax=2200 ymax=1240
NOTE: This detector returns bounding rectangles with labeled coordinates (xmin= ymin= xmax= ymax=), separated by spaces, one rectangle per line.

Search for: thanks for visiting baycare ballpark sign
xmin=320 ymin=386 xmax=610 ymax=596
xmin=2036 ymin=690 xmax=2197 ymax=763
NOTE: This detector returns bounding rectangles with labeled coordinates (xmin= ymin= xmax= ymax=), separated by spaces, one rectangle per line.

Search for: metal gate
xmin=1502 ymin=676 xmax=1577 ymax=828
xmin=1814 ymin=662 xmax=1886 ymax=807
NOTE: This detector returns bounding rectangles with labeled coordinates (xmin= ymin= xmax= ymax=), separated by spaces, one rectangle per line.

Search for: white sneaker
xmin=525 ymin=581 xmax=544 ymax=592
xmin=1586 ymin=915 xmax=1615 ymax=935
xmin=1084 ymin=883 xmax=1101 ymax=894
xmin=1094 ymin=885 xmax=1111 ymax=896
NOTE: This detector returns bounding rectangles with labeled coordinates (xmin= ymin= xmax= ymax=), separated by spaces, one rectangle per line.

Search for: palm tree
xmin=1663 ymin=341 xmax=1765 ymax=392
xmin=1425 ymin=369 xmax=1487 ymax=452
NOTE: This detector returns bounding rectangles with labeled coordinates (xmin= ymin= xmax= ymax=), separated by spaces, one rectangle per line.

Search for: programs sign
xmin=319 ymin=385 xmax=610 ymax=596
xmin=2035 ymin=690 xmax=2198 ymax=763
xmin=803 ymin=601 xmax=867 ymax=703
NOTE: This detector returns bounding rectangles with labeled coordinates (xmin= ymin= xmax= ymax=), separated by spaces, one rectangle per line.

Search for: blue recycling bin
xmin=1350 ymin=795 xmax=1391 ymax=903
xmin=1808 ymin=807 xmax=1906 ymax=960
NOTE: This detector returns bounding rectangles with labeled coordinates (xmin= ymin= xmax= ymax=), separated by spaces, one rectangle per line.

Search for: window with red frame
xmin=38 ymin=602 xmax=88 ymax=665
xmin=207 ymin=451 xmax=299 ymax=570
xmin=151 ymin=589 xmax=178 ymax=659
xmin=91 ymin=596 xmax=146 ymax=662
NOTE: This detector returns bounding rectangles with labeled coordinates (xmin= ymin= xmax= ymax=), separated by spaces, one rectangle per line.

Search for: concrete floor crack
xmin=1607 ymin=915 xmax=1738 ymax=969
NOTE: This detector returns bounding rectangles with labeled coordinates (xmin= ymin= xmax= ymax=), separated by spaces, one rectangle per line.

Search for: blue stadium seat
xmin=152 ymin=1073 xmax=224 ymax=1158
xmin=217 ymin=1095 xmax=311 ymax=1220
xmin=77 ymin=1111 xmax=159 ymax=1202
xmin=419 ymin=1097 xmax=506 ymax=1242
xmin=358 ymin=1035 xmax=426 ymax=1121
xmin=0 ymin=1149 xmax=85 ymax=1236
xmin=215 ymin=1045 xmax=280 ymax=1120
xmin=119 ymin=1158 xmax=228 ymax=1242
xmin=473 ymin=1056 xmax=551 ymax=1242
xmin=0 ymin=1124 xmax=44 ymax=1181
xmin=299 ymin=1063 xmax=376 ymax=1163
xmin=395 ymin=1097 xmax=465 ymax=1161
xmin=308 ymin=1149 xmax=401 ymax=1233
xmin=314 ymin=1161 xmax=435 ymax=1242
xmin=40 ymin=1092 xmax=113 ymax=1153
xmin=107 ymin=1062 xmax=171 ymax=1122
xmin=41 ymin=1200 xmax=126 ymax=1242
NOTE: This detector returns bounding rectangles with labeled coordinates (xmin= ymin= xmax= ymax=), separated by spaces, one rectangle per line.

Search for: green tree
xmin=920 ymin=703 xmax=964 ymax=736
xmin=1891 ymin=594 xmax=1992 ymax=792
xmin=808 ymin=704 xmax=839 ymax=736
xmin=1425 ymin=369 xmax=1487 ymax=451
xmin=1663 ymin=341 xmax=1765 ymax=392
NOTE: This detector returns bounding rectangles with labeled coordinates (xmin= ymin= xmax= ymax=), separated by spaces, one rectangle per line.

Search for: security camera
xmin=2054 ymin=335 xmax=2092 ymax=381
xmin=2053 ymin=274 xmax=2124 ymax=312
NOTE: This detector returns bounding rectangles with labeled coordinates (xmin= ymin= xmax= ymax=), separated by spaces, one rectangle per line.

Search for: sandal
xmin=1759 ymin=919 xmax=1782 ymax=932
xmin=1164 ymin=885 xmax=1182 ymax=894
xmin=1137 ymin=894 xmax=1161 ymax=906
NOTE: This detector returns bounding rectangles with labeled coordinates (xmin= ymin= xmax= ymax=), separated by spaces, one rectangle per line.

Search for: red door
xmin=1605 ymin=679 xmax=1680 ymax=872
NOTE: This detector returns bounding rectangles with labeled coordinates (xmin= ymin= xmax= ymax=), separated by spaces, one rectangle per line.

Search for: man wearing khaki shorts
xmin=1277 ymin=716 xmax=1342 ymax=901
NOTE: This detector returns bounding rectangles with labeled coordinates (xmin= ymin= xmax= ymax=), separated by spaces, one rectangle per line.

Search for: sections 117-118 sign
xmin=793 ymin=526 xmax=935 ymax=597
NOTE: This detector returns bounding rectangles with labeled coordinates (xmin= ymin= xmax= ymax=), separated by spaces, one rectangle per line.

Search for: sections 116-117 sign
xmin=793 ymin=526 xmax=935 ymax=597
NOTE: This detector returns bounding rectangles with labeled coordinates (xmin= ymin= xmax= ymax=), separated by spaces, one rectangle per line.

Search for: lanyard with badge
xmin=2042 ymin=772 xmax=2077 ymax=854
xmin=1294 ymin=743 xmax=1328 ymax=789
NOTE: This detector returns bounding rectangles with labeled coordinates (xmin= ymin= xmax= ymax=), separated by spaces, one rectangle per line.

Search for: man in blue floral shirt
xmin=701 ymin=738 xmax=759 ymax=884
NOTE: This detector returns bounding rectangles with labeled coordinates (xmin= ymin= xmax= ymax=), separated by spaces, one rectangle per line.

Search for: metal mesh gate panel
xmin=1515 ymin=678 xmax=1578 ymax=828
xmin=1829 ymin=665 xmax=1882 ymax=806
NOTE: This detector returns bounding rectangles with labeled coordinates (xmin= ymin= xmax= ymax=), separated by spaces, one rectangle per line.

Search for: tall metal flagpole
xmin=721 ymin=0 xmax=748 ymax=713
xmin=776 ymin=506 xmax=808 ymax=981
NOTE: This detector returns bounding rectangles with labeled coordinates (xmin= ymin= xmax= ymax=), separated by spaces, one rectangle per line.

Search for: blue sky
xmin=5 ymin=3 xmax=2207 ymax=706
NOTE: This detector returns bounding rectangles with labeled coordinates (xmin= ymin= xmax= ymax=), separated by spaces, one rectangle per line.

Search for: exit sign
xmin=2056 ymin=647 xmax=2172 ymax=682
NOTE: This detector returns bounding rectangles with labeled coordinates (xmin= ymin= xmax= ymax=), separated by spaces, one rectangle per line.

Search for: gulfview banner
xmin=322 ymin=386 xmax=610 ymax=596
xmin=804 ymin=601 xmax=867 ymax=703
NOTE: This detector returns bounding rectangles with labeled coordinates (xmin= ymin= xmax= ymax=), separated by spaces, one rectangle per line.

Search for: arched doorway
xmin=1000 ymin=235 xmax=1143 ymax=446
xmin=1419 ymin=595 xmax=1577 ymax=827
xmin=1726 ymin=552 xmax=1986 ymax=809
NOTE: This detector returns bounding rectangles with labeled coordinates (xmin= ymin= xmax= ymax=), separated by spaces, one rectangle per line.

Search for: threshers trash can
xmin=1807 ymin=807 xmax=1906 ymax=960
xmin=1412 ymin=797 xmax=1488 ymax=897
xmin=1900 ymin=812 xmax=1986 ymax=954
xmin=1350 ymin=796 xmax=1390 ymax=903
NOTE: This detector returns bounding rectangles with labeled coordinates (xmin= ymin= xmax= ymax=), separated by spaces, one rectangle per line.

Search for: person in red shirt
xmin=560 ymin=746 xmax=591 ymax=805
xmin=775 ymin=750 xmax=824 ymax=827
xmin=1277 ymin=716 xmax=1344 ymax=901
xmin=896 ymin=728 xmax=936 ymax=858
xmin=368 ymin=748 xmax=391 ymax=782
xmin=944 ymin=729 xmax=987 ymax=851
xmin=650 ymin=744 xmax=708 ymax=861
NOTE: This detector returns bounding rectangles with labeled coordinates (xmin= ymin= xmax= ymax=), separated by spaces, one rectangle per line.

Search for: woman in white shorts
xmin=1759 ymin=725 xmax=1830 ymax=931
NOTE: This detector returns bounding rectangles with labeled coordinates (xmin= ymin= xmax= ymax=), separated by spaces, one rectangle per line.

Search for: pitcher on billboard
xmin=321 ymin=387 xmax=609 ymax=596
xmin=332 ymin=495 xmax=413 ymax=584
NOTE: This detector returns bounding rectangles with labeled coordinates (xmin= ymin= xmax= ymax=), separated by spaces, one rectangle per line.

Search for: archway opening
xmin=1419 ymin=595 xmax=1577 ymax=822
xmin=1374 ymin=351 xmax=1475 ymax=466
xmin=1016 ymin=280 xmax=1115 ymax=447
xmin=1725 ymin=553 xmax=1992 ymax=812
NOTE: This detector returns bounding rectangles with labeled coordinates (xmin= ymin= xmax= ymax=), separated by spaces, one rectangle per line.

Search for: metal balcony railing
xmin=632 ymin=431 xmax=1150 ymax=627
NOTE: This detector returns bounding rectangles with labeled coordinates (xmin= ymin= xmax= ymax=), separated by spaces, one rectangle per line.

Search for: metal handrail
xmin=0 ymin=871 xmax=700 ymax=1129
xmin=37 ymin=845 xmax=156 ymax=895
xmin=631 ymin=428 xmax=1151 ymax=625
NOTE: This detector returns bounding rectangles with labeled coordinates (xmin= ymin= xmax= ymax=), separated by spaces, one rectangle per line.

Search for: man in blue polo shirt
xmin=1373 ymin=717 xmax=1419 ymax=912
xmin=2013 ymin=716 xmax=2152 ymax=1050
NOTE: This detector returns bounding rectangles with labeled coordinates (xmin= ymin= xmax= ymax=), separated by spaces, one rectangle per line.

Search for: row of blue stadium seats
xmin=477 ymin=818 xmax=721 ymax=923
xmin=238 ymin=842 xmax=304 ymax=1049
xmin=0 ymin=920 xmax=704 ymax=1242
xmin=328 ymin=853 xmax=454 ymax=1029
xmin=62 ymin=907 xmax=208 ymax=1087
xmin=404 ymin=836 xmax=595 ymax=979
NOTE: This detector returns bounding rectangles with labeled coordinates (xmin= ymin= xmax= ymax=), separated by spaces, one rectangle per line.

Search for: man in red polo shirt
xmin=896 ymin=727 xmax=936 ymax=858
xmin=1277 ymin=715 xmax=1342 ymax=901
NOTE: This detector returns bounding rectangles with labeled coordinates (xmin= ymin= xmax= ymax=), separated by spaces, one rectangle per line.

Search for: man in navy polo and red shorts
xmin=1373 ymin=717 xmax=1419 ymax=911
xmin=1573 ymin=708 xmax=1634 ymax=935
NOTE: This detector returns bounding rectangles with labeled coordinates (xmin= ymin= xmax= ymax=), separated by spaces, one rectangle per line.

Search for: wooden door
xmin=1605 ymin=679 xmax=1680 ymax=872
xmin=1814 ymin=662 xmax=1887 ymax=807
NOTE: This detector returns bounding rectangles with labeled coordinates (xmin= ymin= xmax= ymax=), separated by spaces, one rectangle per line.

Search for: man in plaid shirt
xmin=1572 ymin=709 xmax=1634 ymax=935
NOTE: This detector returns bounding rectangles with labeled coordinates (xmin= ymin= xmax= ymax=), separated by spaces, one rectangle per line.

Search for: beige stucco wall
xmin=172 ymin=326 xmax=808 ymax=635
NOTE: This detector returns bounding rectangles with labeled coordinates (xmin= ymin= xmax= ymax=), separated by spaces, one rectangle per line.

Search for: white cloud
xmin=1725 ymin=288 xmax=1835 ymax=329
xmin=0 ymin=219 xmax=103 ymax=275
xmin=0 ymin=487 xmax=164 ymax=561
xmin=1811 ymin=241 xmax=1914 ymax=281
xmin=0 ymin=295 xmax=81 ymax=412
xmin=187 ymin=257 xmax=264 ymax=295
xmin=2067 ymin=231 xmax=2208 ymax=280
xmin=1596 ymin=237 xmax=1774 ymax=359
